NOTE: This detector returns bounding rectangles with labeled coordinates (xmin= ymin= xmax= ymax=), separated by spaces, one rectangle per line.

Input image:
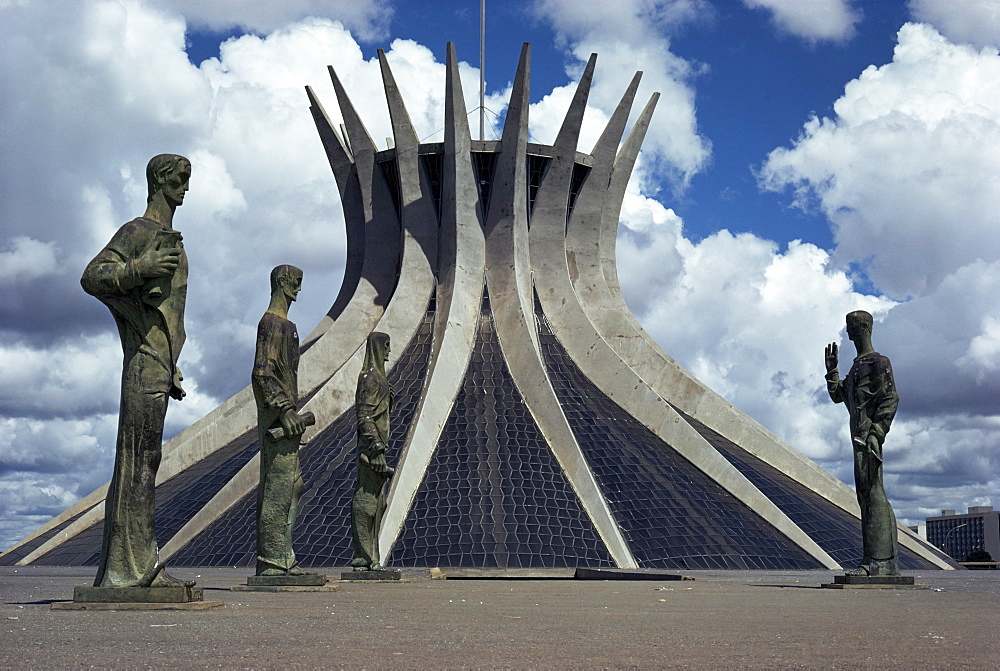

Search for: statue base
xmin=340 ymin=569 xmax=402 ymax=581
xmin=52 ymin=584 xmax=223 ymax=610
xmin=247 ymin=574 xmax=328 ymax=586
xmin=232 ymin=574 xmax=336 ymax=591
xmin=822 ymin=575 xmax=926 ymax=589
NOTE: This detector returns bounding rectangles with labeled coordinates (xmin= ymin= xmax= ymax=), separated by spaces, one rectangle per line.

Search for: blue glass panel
xmin=0 ymin=508 xmax=88 ymax=566
xmin=391 ymin=288 xmax=614 ymax=567
xmin=538 ymin=316 xmax=820 ymax=570
xmin=673 ymin=408 xmax=946 ymax=570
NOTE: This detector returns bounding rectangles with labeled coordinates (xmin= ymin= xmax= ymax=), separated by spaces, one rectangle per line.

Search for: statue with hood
xmin=350 ymin=332 xmax=394 ymax=571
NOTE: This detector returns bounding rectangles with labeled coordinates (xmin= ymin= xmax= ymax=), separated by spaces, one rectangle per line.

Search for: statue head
xmin=363 ymin=331 xmax=391 ymax=375
xmin=270 ymin=264 xmax=303 ymax=303
xmin=146 ymin=154 xmax=191 ymax=207
xmin=845 ymin=310 xmax=873 ymax=342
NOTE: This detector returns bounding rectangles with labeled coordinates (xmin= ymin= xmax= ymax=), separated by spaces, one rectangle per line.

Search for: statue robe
xmin=351 ymin=334 xmax=393 ymax=569
xmin=81 ymin=217 xmax=187 ymax=587
xmin=252 ymin=312 xmax=302 ymax=572
xmin=827 ymin=351 xmax=900 ymax=571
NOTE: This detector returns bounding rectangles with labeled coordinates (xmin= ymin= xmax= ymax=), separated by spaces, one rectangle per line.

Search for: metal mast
xmin=479 ymin=0 xmax=485 ymax=140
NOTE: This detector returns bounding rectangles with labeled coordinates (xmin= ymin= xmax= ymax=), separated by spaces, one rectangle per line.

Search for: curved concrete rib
xmin=529 ymin=63 xmax=837 ymax=569
xmin=292 ymin=65 xmax=403 ymax=394
xmin=301 ymin=86 xmax=364 ymax=346
xmin=161 ymin=51 xmax=442 ymax=563
xmin=381 ymin=42 xmax=486 ymax=559
xmin=483 ymin=45 xmax=636 ymax=568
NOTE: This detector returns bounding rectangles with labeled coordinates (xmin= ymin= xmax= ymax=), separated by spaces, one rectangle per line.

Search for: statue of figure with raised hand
xmin=825 ymin=310 xmax=901 ymax=577
xmin=350 ymin=332 xmax=394 ymax=572
xmin=81 ymin=154 xmax=193 ymax=589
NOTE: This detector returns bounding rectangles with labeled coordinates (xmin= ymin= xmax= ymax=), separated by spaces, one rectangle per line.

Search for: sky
xmin=1 ymin=0 xmax=998 ymax=553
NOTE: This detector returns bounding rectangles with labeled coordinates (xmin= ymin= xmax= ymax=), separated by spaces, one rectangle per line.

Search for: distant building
xmin=926 ymin=507 xmax=999 ymax=561
xmin=907 ymin=524 xmax=927 ymax=541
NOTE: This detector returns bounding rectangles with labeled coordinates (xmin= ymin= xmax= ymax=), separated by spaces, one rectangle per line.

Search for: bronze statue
xmin=351 ymin=332 xmax=394 ymax=571
xmin=825 ymin=310 xmax=901 ymax=576
xmin=81 ymin=154 xmax=193 ymax=588
xmin=252 ymin=265 xmax=315 ymax=576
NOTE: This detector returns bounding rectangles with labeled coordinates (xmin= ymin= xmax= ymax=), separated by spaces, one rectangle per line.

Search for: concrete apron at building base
xmin=429 ymin=567 xmax=695 ymax=581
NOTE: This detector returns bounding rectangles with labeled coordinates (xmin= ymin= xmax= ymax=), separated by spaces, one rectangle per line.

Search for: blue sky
xmin=1 ymin=0 xmax=998 ymax=552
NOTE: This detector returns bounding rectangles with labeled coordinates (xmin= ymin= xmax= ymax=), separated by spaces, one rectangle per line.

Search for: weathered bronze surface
xmin=252 ymin=265 xmax=314 ymax=578
xmin=73 ymin=584 xmax=203 ymax=603
xmin=825 ymin=310 xmax=901 ymax=577
xmin=81 ymin=154 xmax=194 ymax=589
xmin=351 ymin=332 xmax=394 ymax=571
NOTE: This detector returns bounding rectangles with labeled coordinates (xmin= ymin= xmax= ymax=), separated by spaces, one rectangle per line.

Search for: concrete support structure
xmin=2 ymin=44 xmax=953 ymax=572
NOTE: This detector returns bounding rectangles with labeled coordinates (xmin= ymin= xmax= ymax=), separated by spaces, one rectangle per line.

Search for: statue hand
xmin=824 ymin=342 xmax=839 ymax=374
xmin=170 ymin=368 xmax=186 ymax=400
xmin=136 ymin=246 xmax=181 ymax=278
xmin=280 ymin=408 xmax=308 ymax=437
xmin=866 ymin=434 xmax=883 ymax=463
xmin=369 ymin=451 xmax=393 ymax=474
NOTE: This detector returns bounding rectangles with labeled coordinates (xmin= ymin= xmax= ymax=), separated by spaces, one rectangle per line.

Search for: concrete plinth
xmin=246 ymin=574 xmax=328 ymax=587
xmin=340 ymin=569 xmax=402 ymax=581
xmin=232 ymin=584 xmax=338 ymax=593
xmin=231 ymin=574 xmax=334 ymax=592
xmin=71 ymin=584 xmax=204 ymax=603
xmin=822 ymin=575 xmax=927 ymax=589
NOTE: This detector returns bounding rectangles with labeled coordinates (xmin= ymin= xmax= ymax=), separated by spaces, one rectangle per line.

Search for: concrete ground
xmin=2 ymin=566 xmax=997 ymax=669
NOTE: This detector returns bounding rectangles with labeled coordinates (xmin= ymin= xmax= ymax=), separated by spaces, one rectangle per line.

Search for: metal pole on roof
xmin=480 ymin=0 xmax=485 ymax=140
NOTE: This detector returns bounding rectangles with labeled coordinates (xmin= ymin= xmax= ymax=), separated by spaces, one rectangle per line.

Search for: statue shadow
xmin=8 ymin=598 xmax=60 ymax=605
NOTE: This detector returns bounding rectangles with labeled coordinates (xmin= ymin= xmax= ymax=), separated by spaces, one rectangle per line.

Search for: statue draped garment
xmin=81 ymin=217 xmax=187 ymax=587
xmin=826 ymin=351 xmax=900 ymax=570
xmin=352 ymin=336 xmax=393 ymax=569
xmin=251 ymin=312 xmax=302 ymax=572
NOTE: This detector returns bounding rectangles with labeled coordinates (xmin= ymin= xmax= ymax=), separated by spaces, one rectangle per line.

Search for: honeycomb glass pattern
xmin=538 ymin=318 xmax=821 ymax=570
xmin=33 ymin=426 xmax=261 ymax=566
xmin=674 ymin=408 xmax=944 ymax=570
xmin=171 ymin=308 xmax=435 ymax=567
xmin=391 ymin=289 xmax=614 ymax=568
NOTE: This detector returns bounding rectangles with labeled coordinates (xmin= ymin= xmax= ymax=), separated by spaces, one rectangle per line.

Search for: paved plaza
xmin=2 ymin=566 xmax=997 ymax=669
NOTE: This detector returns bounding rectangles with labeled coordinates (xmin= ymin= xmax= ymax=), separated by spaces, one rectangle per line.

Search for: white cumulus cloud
xmin=908 ymin=0 xmax=1000 ymax=49
xmin=532 ymin=0 xmax=713 ymax=190
xmin=742 ymin=0 xmax=860 ymax=43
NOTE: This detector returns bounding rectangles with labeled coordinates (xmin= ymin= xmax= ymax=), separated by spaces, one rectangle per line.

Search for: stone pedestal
xmin=247 ymin=574 xmax=327 ymax=586
xmin=231 ymin=574 xmax=337 ymax=592
xmin=822 ymin=575 xmax=926 ymax=589
xmin=51 ymin=584 xmax=223 ymax=610
xmin=341 ymin=569 xmax=402 ymax=581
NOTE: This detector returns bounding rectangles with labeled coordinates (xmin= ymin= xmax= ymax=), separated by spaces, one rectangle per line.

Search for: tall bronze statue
xmin=351 ymin=332 xmax=394 ymax=571
xmin=81 ymin=154 xmax=193 ymax=588
xmin=825 ymin=310 xmax=901 ymax=577
xmin=252 ymin=265 xmax=314 ymax=577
